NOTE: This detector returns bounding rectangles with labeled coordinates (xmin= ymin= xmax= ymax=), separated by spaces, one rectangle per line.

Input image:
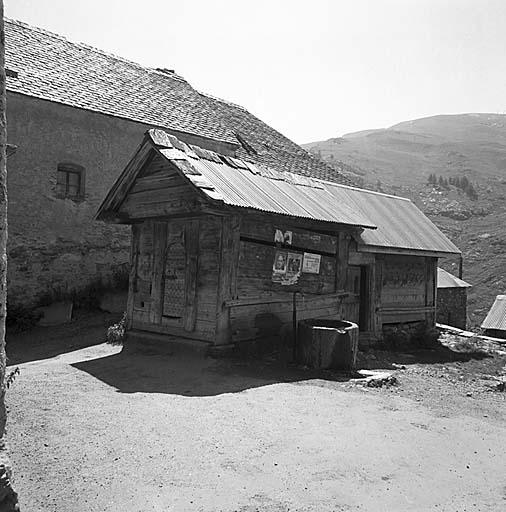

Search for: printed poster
xmin=302 ymin=252 xmax=321 ymax=274
xmin=272 ymin=251 xmax=302 ymax=285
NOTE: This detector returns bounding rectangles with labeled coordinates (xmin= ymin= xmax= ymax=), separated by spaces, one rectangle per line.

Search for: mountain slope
xmin=302 ymin=114 xmax=506 ymax=327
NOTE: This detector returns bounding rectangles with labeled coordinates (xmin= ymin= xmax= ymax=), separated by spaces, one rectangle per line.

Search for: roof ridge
xmin=313 ymin=178 xmax=411 ymax=201
xmin=5 ymin=17 xmax=187 ymax=83
xmin=198 ymin=91 xmax=249 ymax=112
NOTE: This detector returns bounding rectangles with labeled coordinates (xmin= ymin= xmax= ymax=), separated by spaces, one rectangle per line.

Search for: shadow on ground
xmin=71 ymin=345 xmax=353 ymax=396
xmin=7 ymin=311 xmax=120 ymax=365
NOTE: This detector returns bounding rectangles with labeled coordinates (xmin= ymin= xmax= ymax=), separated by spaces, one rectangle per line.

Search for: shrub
xmin=413 ymin=322 xmax=440 ymax=348
xmin=383 ymin=324 xmax=410 ymax=349
xmin=106 ymin=313 xmax=126 ymax=345
xmin=6 ymin=303 xmax=42 ymax=332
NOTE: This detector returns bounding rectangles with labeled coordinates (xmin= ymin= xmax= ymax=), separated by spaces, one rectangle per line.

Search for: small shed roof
xmin=481 ymin=295 xmax=506 ymax=331
xmin=437 ymin=268 xmax=471 ymax=289
xmin=96 ymin=129 xmax=461 ymax=257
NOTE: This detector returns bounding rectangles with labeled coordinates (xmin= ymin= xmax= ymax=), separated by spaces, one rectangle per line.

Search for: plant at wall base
xmin=106 ymin=313 xmax=126 ymax=345
xmin=383 ymin=324 xmax=410 ymax=349
xmin=5 ymin=304 xmax=42 ymax=332
xmin=4 ymin=368 xmax=19 ymax=390
xmin=413 ymin=322 xmax=440 ymax=349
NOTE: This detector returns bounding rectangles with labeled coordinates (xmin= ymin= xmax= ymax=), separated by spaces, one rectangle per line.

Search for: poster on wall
xmin=302 ymin=252 xmax=321 ymax=274
xmin=272 ymin=250 xmax=288 ymax=283
xmin=282 ymin=252 xmax=303 ymax=286
xmin=274 ymin=229 xmax=293 ymax=245
xmin=272 ymin=251 xmax=303 ymax=285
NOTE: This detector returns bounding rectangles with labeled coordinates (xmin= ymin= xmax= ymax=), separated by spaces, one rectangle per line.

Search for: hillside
xmin=302 ymin=114 xmax=506 ymax=327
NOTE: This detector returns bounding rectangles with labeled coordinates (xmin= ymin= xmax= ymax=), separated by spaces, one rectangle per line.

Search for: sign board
xmin=302 ymin=252 xmax=321 ymax=274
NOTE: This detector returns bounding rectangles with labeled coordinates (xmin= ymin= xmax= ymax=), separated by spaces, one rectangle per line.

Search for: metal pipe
xmin=459 ymin=256 xmax=463 ymax=279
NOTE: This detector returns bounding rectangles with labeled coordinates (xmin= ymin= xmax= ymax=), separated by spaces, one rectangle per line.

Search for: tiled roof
xmin=437 ymin=268 xmax=471 ymax=288
xmin=201 ymin=93 xmax=354 ymax=186
xmin=481 ymin=295 xmax=506 ymax=331
xmin=4 ymin=18 xmax=235 ymax=144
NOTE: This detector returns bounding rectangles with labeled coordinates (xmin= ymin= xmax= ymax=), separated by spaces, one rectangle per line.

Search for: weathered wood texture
xmin=227 ymin=216 xmax=358 ymax=343
xmin=380 ymin=255 xmax=436 ymax=324
xmin=128 ymin=215 xmax=221 ymax=341
xmin=118 ymin=154 xmax=201 ymax=220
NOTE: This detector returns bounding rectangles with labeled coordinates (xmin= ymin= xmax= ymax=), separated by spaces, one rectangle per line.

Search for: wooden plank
xmin=241 ymin=216 xmax=338 ymax=254
xmin=132 ymin=320 xmax=216 ymax=342
xmin=215 ymin=216 xmax=241 ymax=344
xmin=129 ymin=175 xmax=186 ymax=194
xmin=99 ymin=144 xmax=154 ymax=214
xmin=119 ymin=195 xmax=200 ymax=219
xmin=184 ymin=219 xmax=200 ymax=331
xmin=336 ymin=232 xmax=350 ymax=291
xmin=126 ymin=224 xmax=140 ymax=330
xmin=149 ymin=221 xmax=167 ymax=324
xmin=225 ymin=291 xmax=350 ymax=308
xmin=373 ymin=257 xmax=383 ymax=334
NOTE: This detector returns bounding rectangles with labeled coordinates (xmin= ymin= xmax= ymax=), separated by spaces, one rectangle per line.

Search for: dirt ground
xmin=5 ymin=313 xmax=506 ymax=512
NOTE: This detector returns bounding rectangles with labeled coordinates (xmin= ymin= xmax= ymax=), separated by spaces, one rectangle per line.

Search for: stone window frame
xmin=56 ymin=163 xmax=85 ymax=201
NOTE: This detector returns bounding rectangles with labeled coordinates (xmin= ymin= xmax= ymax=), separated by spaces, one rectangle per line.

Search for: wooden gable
xmin=117 ymin=152 xmax=201 ymax=221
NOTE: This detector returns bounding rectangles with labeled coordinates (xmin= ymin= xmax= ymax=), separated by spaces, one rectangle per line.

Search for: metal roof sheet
xmin=481 ymin=295 xmax=506 ymax=330
xmin=166 ymin=150 xmax=376 ymax=228
xmin=201 ymin=93 xmax=354 ymax=186
xmin=324 ymin=185 xmax=461 ymax=254
xmin=151 ymin=130 xmax=460 ymax=253
xmin=437 ymin=268 xmax=471 ymax=288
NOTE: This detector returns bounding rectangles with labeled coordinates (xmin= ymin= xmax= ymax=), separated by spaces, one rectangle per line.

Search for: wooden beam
xmin=215 ymin=216 xmax=241 ymax=344
xmin=184 ymin=219 xmax=200 ymax=332
xmin=149 ymin=222 xmax=167 ymax=325
xmin=125 ymin=224 xmax=140 ymax=330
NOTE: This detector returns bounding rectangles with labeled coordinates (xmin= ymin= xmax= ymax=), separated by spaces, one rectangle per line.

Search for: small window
xmin=57 ymin=163 xmax=85 ymax=199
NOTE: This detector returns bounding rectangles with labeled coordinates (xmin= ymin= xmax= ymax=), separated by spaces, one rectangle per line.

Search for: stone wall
xmin=6 ymin=93 xmax=235 ymax=306
xmin=436 ymin=287 xmax=468 ymax=329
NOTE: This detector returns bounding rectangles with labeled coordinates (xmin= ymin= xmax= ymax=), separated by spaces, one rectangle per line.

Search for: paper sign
xmin=302 ymin=252 xmax=321 ymax=274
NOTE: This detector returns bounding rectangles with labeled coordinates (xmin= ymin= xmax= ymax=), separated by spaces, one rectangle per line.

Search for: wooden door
xmin=162 ymin=224 xmax=186 ymax=325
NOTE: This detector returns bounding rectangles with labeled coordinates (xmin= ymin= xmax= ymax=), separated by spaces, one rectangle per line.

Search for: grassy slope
xmin=302 ymin=113 xmax=506 ymax=326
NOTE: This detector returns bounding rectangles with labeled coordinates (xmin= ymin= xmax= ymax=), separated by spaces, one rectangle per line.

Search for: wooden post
xmin=215 ymin=216 xmax=240 ymax=345
xmin=149 ymin=221 xmax=167 ymax=324
xmin=336 ymin=232 xmax=349 ymax=291
xmin=373 ymin=256 xmax=383 ymax=335
xmin=125 ymin=224 xmax=140 ymax=330
xmin=184 ymin=219 xmax=199 ymax=332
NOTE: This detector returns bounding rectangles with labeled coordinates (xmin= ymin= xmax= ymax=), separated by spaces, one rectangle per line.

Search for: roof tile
xmin=5 ymin=18 xmax=235 ymax=144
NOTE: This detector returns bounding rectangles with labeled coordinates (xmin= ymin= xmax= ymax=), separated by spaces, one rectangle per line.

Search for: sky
xmin=5 ymin=0 xmax=506 ymax=143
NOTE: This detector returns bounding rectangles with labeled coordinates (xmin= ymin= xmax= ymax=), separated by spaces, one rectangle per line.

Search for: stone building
xmin=436 ymin=267 xmax=471 ymax=329
xmin=4 ymin=18 xmax=347 ymax=308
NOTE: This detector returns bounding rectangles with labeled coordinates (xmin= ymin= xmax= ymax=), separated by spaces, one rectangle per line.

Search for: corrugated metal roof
xmin=481 ymin=295 xmax=506 ymax=331
xmin=147 ymin=130 xmax=460 ymax=254
xmin=324 ymin=185 xmax=461 ymax=254
xmin=200 ymin=93 xmax=354 ymax=186
xmin=97 ymin=129 xmax=461 ymax=256
xmin=160 ymin=147 xmax=377 ymax=229
xmin=437 ymin=268 xmax=471 ymax=288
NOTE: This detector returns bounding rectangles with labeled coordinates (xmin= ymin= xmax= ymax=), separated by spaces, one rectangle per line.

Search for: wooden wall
xmin=380 ymin=254 xmax=437 ymax=325
xmin=225 ymin=216 xmax=359 ymax=345
xmin=127 ymin=215 xmax=221 ymax=342
xmin=118 ymin=152 xmax=200 ymax=220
